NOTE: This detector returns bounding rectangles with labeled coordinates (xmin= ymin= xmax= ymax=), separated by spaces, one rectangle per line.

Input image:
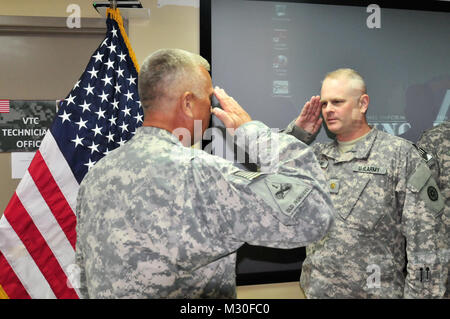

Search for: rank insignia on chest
xmin=329 ymin=179 xmax=339 ymax=194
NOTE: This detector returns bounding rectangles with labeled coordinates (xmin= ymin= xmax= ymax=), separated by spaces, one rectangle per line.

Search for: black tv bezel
xmin=200 ymin=0 xmax=450 ymax=71
xmin=199 ymin=0 xmax=450 ymax=286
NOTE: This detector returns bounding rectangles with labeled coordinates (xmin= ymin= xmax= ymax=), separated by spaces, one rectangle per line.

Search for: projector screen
xmin=200 ymin=0 xmax=450 ymax=284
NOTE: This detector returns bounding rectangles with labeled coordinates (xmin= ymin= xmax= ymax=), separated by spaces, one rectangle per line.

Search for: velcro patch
xmin=353 ymin=165 xmax=386 ymax=175
xmin=407 ymin=162 xmax=431 ymax=192
xmin=249 ymin=174 xmax=312 ymax=221
xmin=265 ymin=180 xmax=311 ymax=217
xmin=408 ymin=162 xmax=444 ymax=216
xmin=427 ymin=186 xmax=439 ymax=201
xmin=419 ymin=177 xmax=444 ymax=217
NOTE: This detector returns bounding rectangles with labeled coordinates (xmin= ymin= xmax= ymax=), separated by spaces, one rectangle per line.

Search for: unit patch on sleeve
xmin=249 ymin=174 xmax=312 ymax=220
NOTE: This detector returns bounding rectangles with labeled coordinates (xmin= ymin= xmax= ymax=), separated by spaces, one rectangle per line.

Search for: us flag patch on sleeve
xmin=232 ymin=170 xmax=262 ymax=181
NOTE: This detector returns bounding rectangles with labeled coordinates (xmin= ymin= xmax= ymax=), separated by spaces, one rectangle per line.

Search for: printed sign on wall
xmin=0 ymin=100 xmax=57 ymax=152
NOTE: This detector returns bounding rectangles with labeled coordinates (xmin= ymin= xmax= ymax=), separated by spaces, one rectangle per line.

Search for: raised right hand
xmin=294 ymin=95 xmax=322 ymax=134
xmin=212 ymin=87 xmax=252 ymax=131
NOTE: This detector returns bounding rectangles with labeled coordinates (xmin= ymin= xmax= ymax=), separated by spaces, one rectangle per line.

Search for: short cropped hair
xmin=138 ymin=48 xmax=210 ymax=110
xmin=323 ymin=68 xmax=367 ymax=95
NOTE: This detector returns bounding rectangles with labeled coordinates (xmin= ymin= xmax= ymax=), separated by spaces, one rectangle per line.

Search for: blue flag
xmin=54 ymin=12 xmax=143 ymax=183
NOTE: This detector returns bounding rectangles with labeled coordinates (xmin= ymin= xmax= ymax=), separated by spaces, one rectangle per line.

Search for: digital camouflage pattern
xmin=417 ymin=121 xmax=450 ymax=298
xmin=75 ymin=121 xmax=334 ymax=298
xmin=0 ymin=100 xmax=57 ymax=152
xmin=285 ymin=123 xmax=446 ymax=298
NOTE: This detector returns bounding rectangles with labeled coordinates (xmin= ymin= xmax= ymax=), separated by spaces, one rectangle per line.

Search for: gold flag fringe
xmin=106 ymin=8 xmax=140 ymax=73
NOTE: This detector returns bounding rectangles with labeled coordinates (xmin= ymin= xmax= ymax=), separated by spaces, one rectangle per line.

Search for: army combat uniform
xmin=285 ymin=122 xmax=446 ymax=298
xmin=417 ymin=121 xmax=450 ymax=298
xmin=75 ymin=121 xmax=334 ymax=298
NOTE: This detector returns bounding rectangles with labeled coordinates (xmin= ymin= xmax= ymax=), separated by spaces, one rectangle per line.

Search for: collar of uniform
xmin=135 ymin=125 xmax=182 ymax=146
xmin=322 ymin=127 xmax=378 ymax=163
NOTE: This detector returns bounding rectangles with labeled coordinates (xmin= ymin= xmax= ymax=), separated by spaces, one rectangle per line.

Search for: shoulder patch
xmin=420 ymin=178 xmax=444 ymax=217
xmin=408 ymin=162 xmax=444 ymax=217
xmin=407 ymin=162 xmax=431 ymax=192
xmin=427 ymin=186 xmax=439 ymax=201
xmin=249 ymin=174 xmax=312 ymax=223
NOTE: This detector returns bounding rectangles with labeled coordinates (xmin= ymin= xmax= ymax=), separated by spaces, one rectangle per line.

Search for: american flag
xmin=0 ymin=100 xmax=9 ymax=113
xmin=0 ymin=9 xmax=143 ymax=299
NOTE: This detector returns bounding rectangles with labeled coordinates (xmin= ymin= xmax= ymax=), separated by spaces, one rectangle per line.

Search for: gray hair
xmin=323 ymin=68 xmax=367 ymax=95
xmin=138 ymin=48 xmax=211 ymax=110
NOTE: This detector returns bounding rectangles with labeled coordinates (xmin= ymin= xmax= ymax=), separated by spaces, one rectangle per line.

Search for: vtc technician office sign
xmin=0 ymin=100 xmax=57 ymax=152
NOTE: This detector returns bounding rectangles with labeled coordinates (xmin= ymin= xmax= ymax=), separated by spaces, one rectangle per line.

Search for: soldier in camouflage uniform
xmin=417 ymin=121 xmax=450 ymax=298
xmin=284 ymin=68 xmax=446 ymax=298
xmin=75 ymin=49 xmax=334 ymax=298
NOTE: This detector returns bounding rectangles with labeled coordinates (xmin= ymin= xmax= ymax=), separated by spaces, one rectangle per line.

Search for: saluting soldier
xmin=285 ymin=68 xmax=446 ymax=298
xmin=74 ymin=49 xmax=334 ymax=298
xmin=417 ymin=121 xmax=450 ymax=298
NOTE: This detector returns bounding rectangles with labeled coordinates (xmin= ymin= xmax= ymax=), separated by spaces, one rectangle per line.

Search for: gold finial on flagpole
xmin=110 ymin=0 xmax=117 ymax=10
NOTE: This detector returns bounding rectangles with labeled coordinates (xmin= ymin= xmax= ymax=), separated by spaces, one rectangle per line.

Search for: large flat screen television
xmin=200 ymin=0 xmax=450 ymax=285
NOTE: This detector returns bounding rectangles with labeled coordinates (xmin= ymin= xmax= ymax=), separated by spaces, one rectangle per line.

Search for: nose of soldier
xmin=323 ymin=103 xmax=337 ymax=121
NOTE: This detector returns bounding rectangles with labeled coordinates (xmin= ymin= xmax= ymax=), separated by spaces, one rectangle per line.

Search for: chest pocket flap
xmin=332 ymin=161 xmax=393 ymax=231
xmin=333 ymin=173 xmax=388 ymax=231
xmin=333 ymin=174 xmax=370 ymax=221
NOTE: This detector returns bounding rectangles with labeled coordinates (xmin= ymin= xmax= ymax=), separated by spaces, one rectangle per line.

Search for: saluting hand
xmin=294 ymin=95 xmax=323 ymax=134
xmin=212 ymin=87 xmax=252 ymax=130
